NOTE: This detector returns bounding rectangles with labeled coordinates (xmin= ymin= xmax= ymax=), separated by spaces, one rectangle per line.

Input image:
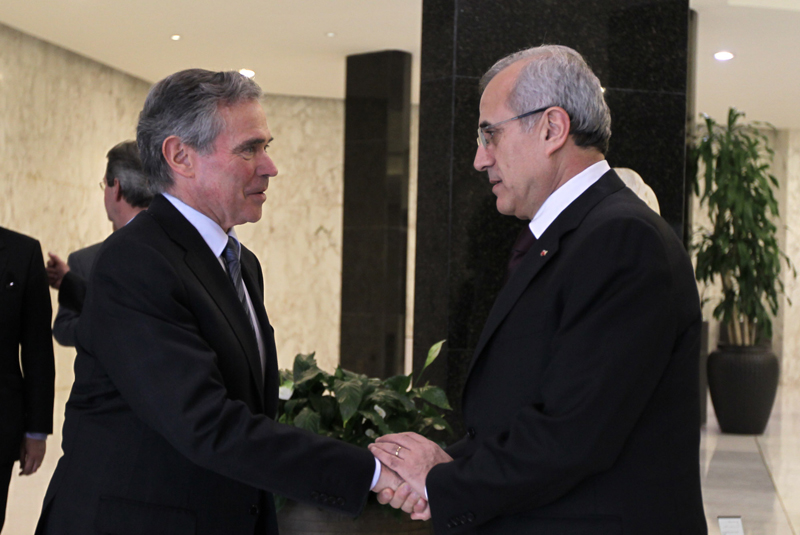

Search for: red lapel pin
xmin=540 ymin=250 xmax=548 ymax=257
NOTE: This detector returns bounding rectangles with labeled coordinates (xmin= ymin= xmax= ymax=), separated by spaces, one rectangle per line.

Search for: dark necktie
xmin=506 ymin=226 xmax=537 ymax=281
xmin=223 ymin=237 xmax=256 ymax=334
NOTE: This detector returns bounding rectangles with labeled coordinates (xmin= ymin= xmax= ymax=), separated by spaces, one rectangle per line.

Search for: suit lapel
xmin=240 ymin=251 xmax=279 ymax=416
xmin=466 ymin=170 xmax=626 ymax=377
xmin=146 ymin=196 xmax=265 ymax=403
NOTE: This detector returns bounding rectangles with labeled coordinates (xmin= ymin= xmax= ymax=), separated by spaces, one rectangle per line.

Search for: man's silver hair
xmin=137 ymin=69 xmax=263 ymax=194
xmin=105 ymin=140 xmax=152 ymax=208
xmin=480 ymin=45 xmax=612 ymax=154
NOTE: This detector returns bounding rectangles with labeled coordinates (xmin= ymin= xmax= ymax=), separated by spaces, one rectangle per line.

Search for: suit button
xmin=337 ymin=497 xmax=345 ymax=506
xmin=250 ymin=504 xmax=260 ymax=515
xmin=447 ymin=521 xmax=455 ymax=529
xmin=467 ymin=427 xmax=476 ymax=438
xmin=466 ymin=512 xmax=475 ymax=522
xmin=311 ymin=491 xmax=320 ymax=500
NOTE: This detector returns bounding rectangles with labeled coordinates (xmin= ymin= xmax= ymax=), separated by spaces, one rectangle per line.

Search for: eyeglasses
xmin=99 ymin=180 xmax=106 ymax=191
xmin=476 ymin=105 xmax=553 ymax=149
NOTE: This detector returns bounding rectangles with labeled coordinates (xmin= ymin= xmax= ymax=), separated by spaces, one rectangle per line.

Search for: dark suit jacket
xmin=52 ymin=242 xmax=102 ymax=347
xmin=427 ymin=171 xmax=707 ymax=535
xmin=0 ymin=227 xmax=55 ymax=463
xmin=37 ymin=196 xmax=375 ymax=535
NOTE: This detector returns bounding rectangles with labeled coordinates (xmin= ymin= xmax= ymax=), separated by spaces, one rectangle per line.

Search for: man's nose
xmin=259 ymin=153 xmax=278 ymax=177
xmin=474 ymin=144 xmax=494 ymax=172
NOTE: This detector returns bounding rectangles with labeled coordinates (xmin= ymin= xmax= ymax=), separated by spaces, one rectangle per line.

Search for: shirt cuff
xmin=370 ymin=457 xmax=382 ymax=490
xmin=25 ymin=433 xmax=48 ymax=441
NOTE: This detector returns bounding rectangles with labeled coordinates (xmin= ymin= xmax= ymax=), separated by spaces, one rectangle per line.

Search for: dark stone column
xmin=413 ymin=0 xmax=691 ymax=427
xmin=340 ymin=50 xmax=412 ymax=378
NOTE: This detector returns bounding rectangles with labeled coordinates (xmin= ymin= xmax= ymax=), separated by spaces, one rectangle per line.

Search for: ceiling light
xmin=239 ymin=69 xmax=255 ymax=78
xmin=326 ymin=32 xmax=336 ymax=38
xmin=171 ymin=35 xmax=181 ymax=41
xmin=714 ymin=51 xmax=734 ymax=61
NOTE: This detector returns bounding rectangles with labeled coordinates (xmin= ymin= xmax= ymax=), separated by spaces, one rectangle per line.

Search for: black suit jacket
xmin=0 ymin=227 xmax=55 ymax=463
xmin=37 ymin=196 xmax=375 ymax=535
xmin=427 ymin=171 xmax=707 ymax=534
xmin=52 ymin=241 xmax=102 ymax=347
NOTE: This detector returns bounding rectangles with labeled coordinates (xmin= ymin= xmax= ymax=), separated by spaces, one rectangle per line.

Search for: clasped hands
xmin=369 ymin=432 xmax=453 ymax=521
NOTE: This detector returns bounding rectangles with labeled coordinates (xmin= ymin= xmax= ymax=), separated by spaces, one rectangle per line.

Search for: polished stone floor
xmin=702 ymin=386 xmax=800 ymax=534
xmin=4 ymin=386 xmax=800 ymax=534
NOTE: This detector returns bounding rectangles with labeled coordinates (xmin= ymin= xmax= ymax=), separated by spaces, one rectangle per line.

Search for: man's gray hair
xmin=137 ymin=69 xmax=263 ymax=193
xmin=105 ymin=140 xmax=152 ymax=208
xmin=480 ymin=45 xmax=611 ymax=154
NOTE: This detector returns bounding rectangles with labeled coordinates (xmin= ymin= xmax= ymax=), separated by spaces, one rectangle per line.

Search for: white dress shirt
xmin=162 ymin=193 xmax=266 ymax=373
xmin=529 ymin=160 xmax=610 ymax=238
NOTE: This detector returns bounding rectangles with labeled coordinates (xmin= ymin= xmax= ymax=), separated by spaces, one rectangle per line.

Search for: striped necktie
xmin=223 ymin=236 xmax=256 ymax=334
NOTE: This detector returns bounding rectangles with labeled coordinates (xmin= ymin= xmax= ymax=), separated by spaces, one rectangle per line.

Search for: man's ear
xmin=162 ymin=136 xmax=195 ymax=179
xmin=112 ymin=178 xmax=123 ymax=202
xmin=542 ymin=107 xmax=571 ymax=156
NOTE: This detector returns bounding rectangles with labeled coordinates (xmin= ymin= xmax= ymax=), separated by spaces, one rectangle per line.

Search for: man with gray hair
xmin=37 ymin=69 xmax=407 ymax=534
xmin=46 ymin=140 xmax=153 ymax=346
xmin=372 ymin=45 xmax=706 ymax=533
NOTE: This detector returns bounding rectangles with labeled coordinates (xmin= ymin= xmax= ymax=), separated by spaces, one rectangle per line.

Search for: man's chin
xmin=495 ymin=199 xmax=515 ymax=216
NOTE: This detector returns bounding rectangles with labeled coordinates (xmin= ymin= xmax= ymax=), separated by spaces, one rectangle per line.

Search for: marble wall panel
xmin=0 ymin=22 xmax=150 ymax=392
xmin=780 ymin=131 xmax=800 ymax=385
xmin=236 ymin=94 xmax=346 ymax=373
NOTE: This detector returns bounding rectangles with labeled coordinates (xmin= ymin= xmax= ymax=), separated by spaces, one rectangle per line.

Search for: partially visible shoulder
xmin=588 ymin=186 xmax=676 ymax=241
xmin=0 ymin=226 xmax=40 ymax=252
xmin=92 ymin=211 xmax=174 ymax=276
xmin=69 ymin=241 xmax=104 ymax=263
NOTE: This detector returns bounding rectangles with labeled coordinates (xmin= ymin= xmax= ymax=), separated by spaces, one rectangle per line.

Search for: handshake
xmin=369 ymin=432 xmax=453 ymax=521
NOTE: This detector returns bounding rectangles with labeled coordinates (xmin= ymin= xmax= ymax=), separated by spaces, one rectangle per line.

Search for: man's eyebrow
xmin=234 ymin=137 xmax=272 ymax=151
xmin=479 ymin=121 xmax=492 ymax=129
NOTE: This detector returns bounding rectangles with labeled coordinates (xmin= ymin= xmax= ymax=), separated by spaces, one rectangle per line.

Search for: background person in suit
xmin=371 ymin=45 xmax=706 ymax=534
xmin=46 ymin=141 xmax=153 ymax=347
xmin=36 ymin=69 xmax=412 ymax=535
xmin=0 ymin=227 xmax=55 ymax=533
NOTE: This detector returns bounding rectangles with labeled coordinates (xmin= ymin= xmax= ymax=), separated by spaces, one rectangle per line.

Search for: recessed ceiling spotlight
xmin=714 ymin=51 xmax=734 ymax=61
xmin=239 ymin=69 xmax=255 ymax=78
xmin=326 ymin=32 xmax=336 ymax=38
xmin=171 ymin=35 xmax=181 ymax=41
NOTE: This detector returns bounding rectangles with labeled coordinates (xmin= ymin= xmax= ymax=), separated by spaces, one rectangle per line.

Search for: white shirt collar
xmin=162 ymin=193 xmax=239 ymax=258
xmin=529 ymin=160 xmax=610 ymax=238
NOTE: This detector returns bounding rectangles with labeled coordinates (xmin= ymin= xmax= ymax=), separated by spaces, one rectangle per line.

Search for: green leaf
xmin=334 ymin=377 xmax=364 ymax=425
xmin=367 ymin=389 xmax=417 ymax=413
xmin=294 ymin=407 xmax=321 ymax=434
xmin=385 ymin=374 xmax=412 ymax=394
xmin=417 ymin=340 xmax=446 ymax=383
xmin=292 ymin=352 xmax=317 ymax=378
xmin=421 ymin=415 xmax=453 ymax=433
xmin=294 ymin=366 xmax=325 ymax=390
xmin=359 ymin=409 xmax=391 ymax=435
xmin=414 ymin=385 xmax=452 ymax=410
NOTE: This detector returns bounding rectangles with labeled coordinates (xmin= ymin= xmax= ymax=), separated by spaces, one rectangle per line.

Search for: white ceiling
xmin=0 ymin=0 xmax=798 ymax=128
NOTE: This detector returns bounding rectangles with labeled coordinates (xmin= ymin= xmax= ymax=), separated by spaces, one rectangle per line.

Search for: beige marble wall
xmin=404 ymin=104 xmax=420 ymax=375
xmin=239 ymin=94 xmax=346 ymax=372
xmin=0 ymin=22 xmax=150 ymax=392
xmin=778 ymin=130 xmax=800 ymax=385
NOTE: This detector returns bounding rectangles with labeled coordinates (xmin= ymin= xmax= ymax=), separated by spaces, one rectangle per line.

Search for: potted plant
xmin=692 ymin=107 xmax=794 ymax=434
xmin=275 ymin=341 xmax=451 ymax=535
